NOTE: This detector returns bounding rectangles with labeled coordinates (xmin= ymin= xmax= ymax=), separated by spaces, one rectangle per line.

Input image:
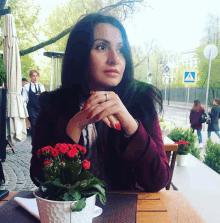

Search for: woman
xmin=208 ymin=98 xmax=220 ymax=138
xmin=190 ymin=99 xmax=204 ymax=147
xmin=30 ymin=14 xmax=169 ymax=192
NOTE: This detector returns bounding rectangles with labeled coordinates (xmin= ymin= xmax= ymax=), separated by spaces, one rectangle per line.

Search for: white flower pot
xmin=177 ymin=154 xmax=188 ymax=166
xmin=34 ymin=192 xmax=96 ymax=223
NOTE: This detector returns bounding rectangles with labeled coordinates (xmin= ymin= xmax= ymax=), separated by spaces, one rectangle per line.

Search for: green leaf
xmin=91 ymin=184 xmax=106 ymax=204
xmin=72 ymin=198 xmax=86 ymax=212
xmin=69 ymin=189 xmax=81 ymax=200
xmin=64 ymin=192 xmax=72 ymax=201
xmin=71 ymin=181 xmax=81 ymax=189
xmin=77 ymin=169 xmax=94 ymax=181
xmin=89 ymin=177 xmax=105 ymax=187
xmin=51 ymin=178 xmax=67 ymax=189
xmin=62 ymin=161 xmax=82 ymax=184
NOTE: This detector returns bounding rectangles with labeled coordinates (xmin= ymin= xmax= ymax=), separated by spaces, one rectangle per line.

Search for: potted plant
xmin=175 ymin=140 xmax=190 ymax=166
xmin=34 ymin=143 xmax=106 ymax=223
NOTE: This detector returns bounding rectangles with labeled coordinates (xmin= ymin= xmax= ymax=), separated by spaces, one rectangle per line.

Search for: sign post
xmin=203 ymin=44 xmax=218 ymax=111
xmin=183 ymin=70 xmax=197 ymax=124
xmin=163 ymin=65 xmax=170 ymax=104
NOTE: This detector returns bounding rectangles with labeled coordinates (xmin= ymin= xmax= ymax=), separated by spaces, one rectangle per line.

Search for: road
xmin=163 ymin=105 xmax=190 ymax=127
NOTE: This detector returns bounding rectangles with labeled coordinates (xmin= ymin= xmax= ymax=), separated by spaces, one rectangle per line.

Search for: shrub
xmin=0 ymin=56 xmax=6 ymax=86
xmin=204 ymin=139 xmax=220 ymax=174
xmin=168 ymin=127 xmax=202 ymax=160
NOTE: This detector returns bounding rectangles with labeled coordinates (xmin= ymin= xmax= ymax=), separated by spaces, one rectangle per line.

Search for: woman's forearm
xmin=66 ymin=121 xmax=82 ymax=144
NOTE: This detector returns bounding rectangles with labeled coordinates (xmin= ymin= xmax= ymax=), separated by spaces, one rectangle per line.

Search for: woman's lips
xmin=104 ymin=69 xmax=119 ymax=74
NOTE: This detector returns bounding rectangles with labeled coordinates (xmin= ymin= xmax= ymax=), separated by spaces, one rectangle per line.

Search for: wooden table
xmin=0 ymin=190 xmax=205 ymax=222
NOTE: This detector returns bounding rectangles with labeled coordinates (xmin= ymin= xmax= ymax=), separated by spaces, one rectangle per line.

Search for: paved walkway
xmin=0 ymin=135 xmax=37 ymax=191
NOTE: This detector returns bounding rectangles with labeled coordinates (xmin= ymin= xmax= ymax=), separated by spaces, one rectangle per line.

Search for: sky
xmin=33 ymin=0 xmax=220 ymax=53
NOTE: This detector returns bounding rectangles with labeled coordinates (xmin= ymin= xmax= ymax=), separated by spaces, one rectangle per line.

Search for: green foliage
xmin=190 ymin=146 xmax=202 ymax=160
xmin=0 ymin=0 xmax=41 ymax=51
xmin=0 ymin=56 xmax=6 ymax=85
xmin=195 ymin=44 xmax=220 ymax=92
xmin=0 ymin=0 xmax=38 ymax=81
xmin=43 ymin=0 xmax=133 ymax=52
xmin=20 ymin=54 xmax=36 ymax=80
xmin=168 ymin=127 xmax=201 ymax=160
xmin=159 ymin=117 xmax=164 ymax=122
xmin=204 ymin=139 xmax=220 ymax=174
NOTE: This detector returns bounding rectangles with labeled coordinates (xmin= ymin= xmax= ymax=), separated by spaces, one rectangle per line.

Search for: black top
xmin=208 ymin=104 xmax=220 ymax=131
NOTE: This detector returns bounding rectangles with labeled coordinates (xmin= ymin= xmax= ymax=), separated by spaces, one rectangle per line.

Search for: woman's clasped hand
xmin=66 ymin=90 xmax=138 ymax=139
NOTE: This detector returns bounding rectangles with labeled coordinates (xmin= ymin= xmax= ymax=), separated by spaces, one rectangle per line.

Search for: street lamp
xmin=147 ymin=72 xmax=152 ymax=84
xmin=156 ymin=57 xmax=163 ymax=88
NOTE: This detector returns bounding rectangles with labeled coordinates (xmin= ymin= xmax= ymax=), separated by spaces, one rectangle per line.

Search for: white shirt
xmin=22 ymin=82 xmax=45 ymax=104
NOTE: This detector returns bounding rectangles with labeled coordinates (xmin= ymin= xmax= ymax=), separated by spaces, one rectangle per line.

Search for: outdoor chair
xmin=164 ymin=143 xmax=178 ymax=190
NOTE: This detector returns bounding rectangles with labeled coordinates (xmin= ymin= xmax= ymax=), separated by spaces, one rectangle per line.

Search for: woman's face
xmin=87 ymin=23 xmax=126 ymax=91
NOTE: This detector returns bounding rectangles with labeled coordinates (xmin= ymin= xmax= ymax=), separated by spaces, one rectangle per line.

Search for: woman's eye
xmin=118 ymin=47 xmax=124 ymax=54
xmin=96 ymin=45 xmax=106 ymax=51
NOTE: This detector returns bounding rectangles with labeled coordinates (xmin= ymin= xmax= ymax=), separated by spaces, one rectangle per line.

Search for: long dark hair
xmin=61 ymin=13 xmax=162 ymax=114
xmin=58 ymin=13 xmax=163 ymax=181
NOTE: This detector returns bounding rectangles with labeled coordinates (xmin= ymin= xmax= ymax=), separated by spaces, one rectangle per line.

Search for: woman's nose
xmin=107 ymin=49 xmax=119 ymax=65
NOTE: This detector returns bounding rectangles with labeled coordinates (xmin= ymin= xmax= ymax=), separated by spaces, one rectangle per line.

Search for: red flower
xmin=43 ymin=159 xmax=52 ymax=166
xmin=41 ymin=146 xmax=53 ymax=154
xmin=67 ymin=148 xmax=79 ymax=158
xmin=49 ymin=148 xmax=59 ymax=158
xmin=72 ymin=144 xmax=87 ymax=154
xmin=55 ymin=143 xmax=69 ymax=154
xmin=83 ymin=159 xmax=90 ymax=169
xmin=36 ymin=149 xmax=41 ymax=157
xmin=175 ymin=140 xmax=189 ymax=145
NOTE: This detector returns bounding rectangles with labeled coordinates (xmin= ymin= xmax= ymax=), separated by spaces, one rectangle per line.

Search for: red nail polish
xmin=110 ymin=123 xmax=113 ymax=128
xmin=82 ymin=105 xmax=87 ymax=111
xmin=115 ymin=123 xmax=121 ymax=130
xmin=94 ymin=116 xmax=99 ymax=121
xmin=90 ymin=91 xmax=95 ymax=94
xmin=87 ymin=114 xmax=92 ymax=119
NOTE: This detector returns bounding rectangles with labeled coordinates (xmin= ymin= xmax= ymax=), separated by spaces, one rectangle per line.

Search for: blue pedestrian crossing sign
xmin=184 ymin=71 xmax=196 ymax=83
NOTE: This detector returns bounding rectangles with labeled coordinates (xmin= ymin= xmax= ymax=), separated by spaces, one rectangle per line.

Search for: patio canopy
xmin=3 ymin=14 xmax=28 ymax=142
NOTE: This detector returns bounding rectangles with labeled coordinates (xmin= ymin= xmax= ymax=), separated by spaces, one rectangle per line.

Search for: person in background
xmin=21 ymin=77 xmax=31 ymax=135
xmin=207 ymin=98 xmax=220 ymax=139
xmin=21 ymin=78 xmax=28 ymax=105
xmin=190 ymin=99 xmax=204 ymax=148
xmin=22 ymin=70 xmax=45 ymax=140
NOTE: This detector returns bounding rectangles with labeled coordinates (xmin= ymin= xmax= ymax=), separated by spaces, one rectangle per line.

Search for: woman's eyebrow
xmin=93 ymin=38 xmax=123 ymax=46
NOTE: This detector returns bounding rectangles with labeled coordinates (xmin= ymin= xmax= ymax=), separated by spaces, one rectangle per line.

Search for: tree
xmin=195 ymin=43 xmax=220 ymax=98
xmin=20 ymin=54 xmax=36 ymax=79
xmin=19 ymin=0 xmax=145 ymax=56
xmin=0 ymin=0 xmax=41 ymax=50
xmin=131 ymin=43 xmax=153 ymax=82
xmin=0 ymin=0 xmax=41 ymax=77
